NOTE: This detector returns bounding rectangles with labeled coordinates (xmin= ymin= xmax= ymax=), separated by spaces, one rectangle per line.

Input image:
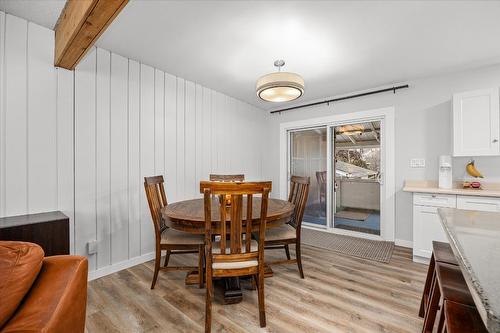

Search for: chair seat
xmin=436 ymin=262 xmax=475 ymax=306
xmin=160 ymin=228 xmax=204 ymax=245
xmin=212 ymin=240 xmax=259 ymax=269
xmin=212 ymin=260 xmax=258 ymax=269
xmin=444 ymin=300 xmax=488 ymax=333
xmin=265 ymin=224 xmax=297 ymax=241
xmin=433 ymin=241 xmax=458 ymax=265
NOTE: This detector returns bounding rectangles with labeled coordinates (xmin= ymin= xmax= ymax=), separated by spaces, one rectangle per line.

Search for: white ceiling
xmin=2 ymin=1 xmax=500 ymax=111
xmin=0 ymin=0 xmax=65 ymax=30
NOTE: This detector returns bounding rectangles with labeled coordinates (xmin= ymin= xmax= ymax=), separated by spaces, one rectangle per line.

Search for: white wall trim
xmin=395 ymin=239 xmax=413 ymax=248
xmin=88 ymin=251 xmax=154 ymax=281
xmin=279 ymin=106 xmax=396 ymax=241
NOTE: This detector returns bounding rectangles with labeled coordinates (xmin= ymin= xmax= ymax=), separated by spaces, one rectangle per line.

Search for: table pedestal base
xmin=185 ymin=270 xmax=200 ymax=285
xmin=184 ymin=265 xmax=274 ymax=304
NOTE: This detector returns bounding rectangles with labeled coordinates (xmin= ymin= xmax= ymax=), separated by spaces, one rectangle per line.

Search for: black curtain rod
xmin=269 ymin=84 xmax=409 ymax=114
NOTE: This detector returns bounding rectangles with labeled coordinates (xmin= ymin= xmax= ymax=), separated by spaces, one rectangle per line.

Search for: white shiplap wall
xmin=0 ymin=12 xmax=266 ymax=275
xmin=0 ymin=13 xmax=75 ymax=250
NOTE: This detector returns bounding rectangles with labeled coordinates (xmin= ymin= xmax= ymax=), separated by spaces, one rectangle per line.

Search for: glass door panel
xmin=332 ymin=121 xmax=381 ymax=235
xmin=289 ymin=127 xmax=327 ymax=227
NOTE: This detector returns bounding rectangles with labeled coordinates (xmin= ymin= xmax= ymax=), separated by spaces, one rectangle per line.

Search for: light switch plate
xmin=87 ymin=240 xmax=98 ymax=255
xmin=410 ymin=158 xmax=426 ymax=168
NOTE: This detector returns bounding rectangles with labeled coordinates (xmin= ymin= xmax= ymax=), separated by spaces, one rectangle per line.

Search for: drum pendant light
xmin=256 ymin=60 xmax=304 ymax=102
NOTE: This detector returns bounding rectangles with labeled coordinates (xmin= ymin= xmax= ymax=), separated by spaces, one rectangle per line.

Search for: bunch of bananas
xmin=466 ymin=160 xmax=483 ymax=178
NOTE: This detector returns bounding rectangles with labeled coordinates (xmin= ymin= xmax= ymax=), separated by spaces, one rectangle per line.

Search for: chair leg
xmin=257 ymin=272 xmax=266 ymax=327
xmin=419 ymin=254 xmax=435 ymax=317
xmin=437 ymin=302 xmax=445 ymax=333
xmin=163 ymin=250 xmax=171 ymax=267
xmin=151 ymin=249 xmax=161 ymax=289
xmin=205 ymin=271 xmax=213 ymax=333
xmin=422 ymin=274 xmax=440 ymax=333
xmin=296 ymin=240 xmax=304 ymax=279
xmin=198 ymin=245 xmax=204 ymax=289
xmin=284 ymin=244 xmax=291 ymax=260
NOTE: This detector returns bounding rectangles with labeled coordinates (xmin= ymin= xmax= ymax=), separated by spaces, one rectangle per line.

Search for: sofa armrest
xmin=1 ymin=255 xmax=88 ymax=333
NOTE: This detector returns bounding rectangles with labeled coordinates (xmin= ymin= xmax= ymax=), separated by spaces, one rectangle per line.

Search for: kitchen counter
xmin=403 ymin=180 xmax=500 ymax=198
xmin=438 ymin=208 xmax=500 ymax=332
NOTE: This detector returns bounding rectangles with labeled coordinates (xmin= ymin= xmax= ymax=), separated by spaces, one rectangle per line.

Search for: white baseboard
xmin=395 ymin=239 xmax=413 ymax=248
xmin=88 ymin=252 xmax=155 ymax=281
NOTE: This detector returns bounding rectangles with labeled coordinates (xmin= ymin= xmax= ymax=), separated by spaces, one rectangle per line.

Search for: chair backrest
xmin=209 ymin=174 xmax=245 ymax=182
xmin=144 ymin=176 xmax=168 ymax=240
xmin=200 ymin=181 xmax=272 ymax=268
xmin=316 ymin=171 xmax=327 ymax=185
xmin=288 ymin=175 xmax=310 ymax=229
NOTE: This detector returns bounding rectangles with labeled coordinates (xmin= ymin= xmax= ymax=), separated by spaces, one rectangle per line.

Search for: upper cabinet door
xmin=453 ymin=88 xmax=500 ymax=157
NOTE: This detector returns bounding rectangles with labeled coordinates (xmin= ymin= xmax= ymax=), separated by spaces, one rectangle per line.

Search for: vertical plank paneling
xmin=110 ymin=53 xmax=129 ymax=264
xmin=140 ymin=64 xmax=155 ymax=255
xmin=0 ymin=11 xmax=6 ymax=216
xmin=0 ymin=11 xmax=267 ymax=273
xmin=4 ymin=14 xmax=27 ymax=216
xmin=75 ymin=48 xmax=97 ymax=270
xmin=210 ymin=90 xmax=218 ymax=172
xmin=176 ymin=77 xmax=185 ymax=199
xmin=195 ymin=84 xmax=203 ymax=185
xmin=96 ymin=48 xmax=111 ymax=269
xmin=57 ymin=68 xmax=75 ymax=254
xmin=164 ymin=73 xmax=177 ymax=201
xmin=154 ymin=69 xmax=165 ymax=176
xmin=202 ymin=87 xmax=212 ymax=180
xmin=27 ymin=23 xmax=57 ymax=214
xmin=184 ymin=80 xmax=196 ymax=198
xmin=229 ymin=98 xmax=239 ymax=173
xmin=128 ymin=59 xmax=141 ymax=259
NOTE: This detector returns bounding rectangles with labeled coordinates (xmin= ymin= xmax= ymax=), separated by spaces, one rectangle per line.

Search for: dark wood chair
xmin=144 ymin=176 xmax=204 ymax=289
xmin=419 ymin=241 xmax=458 ymax=317
xmin=264 ymin=175 xmax=310 ymax=278
xmin=423 ymin=262 xmax=475 ymax=333
xmin=316 ymin=171 xmax=326 ymax=205
xmin=209 ymin=174 xmax=245 ymax=182
xmin=201 ymin=181 xmax=272 ymax=333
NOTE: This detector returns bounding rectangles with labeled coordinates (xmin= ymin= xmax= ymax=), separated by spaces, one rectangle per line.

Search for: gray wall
xmin=264 ymin=63 xmax=500 ymax=243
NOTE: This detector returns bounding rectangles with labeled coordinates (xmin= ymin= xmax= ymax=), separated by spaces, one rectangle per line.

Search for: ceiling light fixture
xmin=256 ymin=60 xmax=304 ymax=103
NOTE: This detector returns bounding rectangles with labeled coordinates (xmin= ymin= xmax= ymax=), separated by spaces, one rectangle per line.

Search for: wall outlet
xmin=87 ymin=240 xmax=98 ymax=255
xmin=410 ymin=158 xmax=426 ymax=168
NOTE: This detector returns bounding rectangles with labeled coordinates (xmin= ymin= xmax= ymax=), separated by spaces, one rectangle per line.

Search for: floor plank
xmin=87 ymin=245 xmax=426 ymax=332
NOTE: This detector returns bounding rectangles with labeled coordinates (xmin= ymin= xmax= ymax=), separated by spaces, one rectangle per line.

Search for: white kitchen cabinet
xmin=412 ymin=193 xmax=455 ymax=262
xmin=453 ymin=88 xmax=500 ymax=157
xmin=457 ymin=195 xmax=500 ymax=212
xmin=413 ymin=205 xmax=450 ymax=260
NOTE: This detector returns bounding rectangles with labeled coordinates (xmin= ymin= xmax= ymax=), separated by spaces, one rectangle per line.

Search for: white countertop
xmin=403 ymin=180 xmax=500 ymax=198
xmin=438 ymin=208 xmax=500 ymax=332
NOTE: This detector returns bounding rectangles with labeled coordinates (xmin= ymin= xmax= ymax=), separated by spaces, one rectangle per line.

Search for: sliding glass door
xmin=288 ymin=127 xmax=327 ymax=227
xmin=286 ymin=115 xmax=389 ymax=239
xmin=332 ymin=121 xmax=381 ymax=236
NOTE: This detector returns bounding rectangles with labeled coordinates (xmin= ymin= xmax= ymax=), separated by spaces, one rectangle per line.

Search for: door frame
xmin=280 ymin=106 xmax=395 ymax=241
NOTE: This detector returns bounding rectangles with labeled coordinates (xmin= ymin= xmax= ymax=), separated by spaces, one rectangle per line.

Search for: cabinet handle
xmin=493 ymin=139 xmax=499 ymax=143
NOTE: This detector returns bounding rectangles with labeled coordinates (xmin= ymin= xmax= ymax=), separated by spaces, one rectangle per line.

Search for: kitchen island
xmin=438 ymin=208 xmax=500 ymax=332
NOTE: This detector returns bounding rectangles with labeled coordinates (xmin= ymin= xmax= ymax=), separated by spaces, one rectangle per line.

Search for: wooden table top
xmin=162 ymin=197 xmax=294 ymax=234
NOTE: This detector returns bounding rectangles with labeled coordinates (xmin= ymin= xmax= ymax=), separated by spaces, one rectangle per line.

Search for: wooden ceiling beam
xmin=54 ymin=0 xmax=128 ymax=70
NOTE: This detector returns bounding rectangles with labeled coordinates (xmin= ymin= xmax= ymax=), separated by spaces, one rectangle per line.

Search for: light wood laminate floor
xmin=86 ymin=245 xmax=427 ymax=333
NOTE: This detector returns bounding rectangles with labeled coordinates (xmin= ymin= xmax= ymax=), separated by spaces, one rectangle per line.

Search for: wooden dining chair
xmin=316 ymin=171 xmax=326 ymax=205
xmin=144 ymin=175 xmax=204 ymax=289
xmin=264 ymin=175 xmax=310 ymax=278
xmin=200 ymin=181 xmax=272 ymax=333
xmin=209 ymin=174 xmax=245 ymax=182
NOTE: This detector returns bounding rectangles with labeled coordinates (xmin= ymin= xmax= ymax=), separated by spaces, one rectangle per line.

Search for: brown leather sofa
xmin=0 ymin=241 xmax=88 ymax=333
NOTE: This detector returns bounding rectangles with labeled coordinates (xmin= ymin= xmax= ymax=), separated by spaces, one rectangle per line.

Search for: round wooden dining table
xmin=161 ymin=197 xmax=294 ymax=304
